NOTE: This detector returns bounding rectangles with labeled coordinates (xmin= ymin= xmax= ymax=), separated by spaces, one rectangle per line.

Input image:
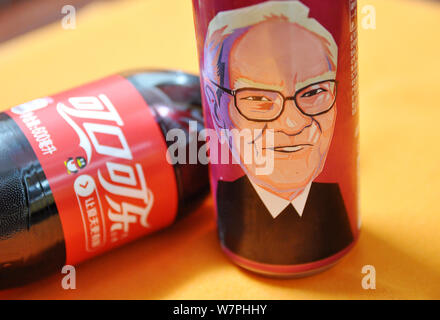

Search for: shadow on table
xmin=0 ymin=0 xmax=117 ymax=44
xmin=1 ymin=196 xmax=225 ymax=299
xmin=2 ymin=201 xmax=439 ymax=299
xmin=238 ymin=226 xmax=440 ymax=299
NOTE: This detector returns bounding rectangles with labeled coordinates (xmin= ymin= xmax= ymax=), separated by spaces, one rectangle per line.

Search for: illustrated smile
xmin=264 ymin=144 xmax=313 ymax=153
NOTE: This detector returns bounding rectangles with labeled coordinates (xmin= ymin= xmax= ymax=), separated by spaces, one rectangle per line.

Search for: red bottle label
xmin=6 ymin=75 xmax=178 ymax=265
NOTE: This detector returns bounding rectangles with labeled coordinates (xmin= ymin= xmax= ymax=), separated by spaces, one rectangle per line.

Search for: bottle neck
xmin=124 ymin=71 xmax=209 ymax=218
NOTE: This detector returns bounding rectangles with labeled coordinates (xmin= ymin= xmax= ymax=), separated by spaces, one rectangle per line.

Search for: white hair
xmin=206 ymin=0 xmax=338 ymax=67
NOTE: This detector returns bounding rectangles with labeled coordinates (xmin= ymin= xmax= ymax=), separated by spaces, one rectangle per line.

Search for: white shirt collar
xmin=249 ymin=178 xmax=312 ymax=219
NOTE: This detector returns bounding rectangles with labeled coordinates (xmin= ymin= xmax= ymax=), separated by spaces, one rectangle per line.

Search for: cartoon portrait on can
xmin=198 ymin=0 xmax=359 ymax=271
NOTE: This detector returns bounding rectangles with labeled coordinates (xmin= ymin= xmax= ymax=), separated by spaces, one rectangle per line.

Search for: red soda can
xmin=192 ymin=0 xmax=360 ymax=277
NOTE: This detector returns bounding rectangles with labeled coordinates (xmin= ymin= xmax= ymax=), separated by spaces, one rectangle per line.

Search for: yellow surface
xmin=0 ymin=0 xmax=439 ymax=299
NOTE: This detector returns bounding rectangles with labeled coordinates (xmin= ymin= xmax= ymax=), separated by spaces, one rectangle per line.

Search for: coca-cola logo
xmin=57 ymin=94 xmax=154 ymax=247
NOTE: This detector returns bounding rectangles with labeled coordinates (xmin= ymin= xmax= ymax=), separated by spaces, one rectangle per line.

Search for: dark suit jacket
xmin=216 ymin=176 xmax=354 ymax=265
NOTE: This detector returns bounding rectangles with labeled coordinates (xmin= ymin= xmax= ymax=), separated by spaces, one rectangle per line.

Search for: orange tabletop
xmin=0 ymin=0 xmax=439 ymax=299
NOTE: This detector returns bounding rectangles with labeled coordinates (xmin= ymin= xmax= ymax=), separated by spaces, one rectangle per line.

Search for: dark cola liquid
xmin=0 ymin=70 xmax=209 ymax=289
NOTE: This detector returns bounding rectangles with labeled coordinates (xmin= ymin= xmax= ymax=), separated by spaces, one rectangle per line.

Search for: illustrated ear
xmin=204 ymin=83 xmax=226 ymax=129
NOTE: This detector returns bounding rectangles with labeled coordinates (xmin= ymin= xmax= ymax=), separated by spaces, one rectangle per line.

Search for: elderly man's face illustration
xmin=209 ymin=18 xmax=337 ymax=195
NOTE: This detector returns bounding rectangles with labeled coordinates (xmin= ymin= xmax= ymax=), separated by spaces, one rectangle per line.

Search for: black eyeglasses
xmin=209 ymin=79 xmax=337 ymax=122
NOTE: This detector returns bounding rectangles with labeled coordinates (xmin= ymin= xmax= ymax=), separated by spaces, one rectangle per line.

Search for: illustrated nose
xmin=274 ymin=100 xmax=311 ymax=134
